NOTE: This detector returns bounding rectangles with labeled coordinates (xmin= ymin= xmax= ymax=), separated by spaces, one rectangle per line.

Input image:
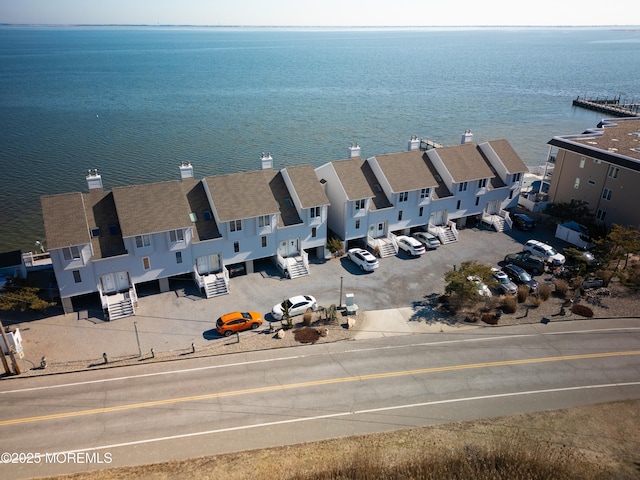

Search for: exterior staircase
xmin=378 ymin=241 xmax=397 ymax=258
xmin=481 ymin=211 xmax=512 ymax=232
xmin=429 ymin=222 xmax=458 ymax=244
xmin=203 ymin=272 xmax=229 ymax=298
xmin=106 ymin=291 xmax=135 ymax=321
xmin=286 ymin=256 xmax=310 ymax=279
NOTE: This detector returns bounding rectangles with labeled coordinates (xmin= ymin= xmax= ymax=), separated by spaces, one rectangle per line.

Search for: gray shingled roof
xmin=204 ymin=170 xmax=280 ymax=222
xmin=487 ymin=139 xmax=528 ymax=174
xmin=331 ymin=157 xmax=392 ymax=210
xmin=41 ymin=192 xmax=90 ymax=249
xmin=112 ymin=181 xmax=194 ymax=237
xmin=435 ymin=143 xmax=495 ymax=183
xmin=373 ymin=150 xmax=439 ymax=192
xmin=284 ymin=164 xmax=330 ymax=208
xmin=180 ymin=178 xmax=221 ymax=242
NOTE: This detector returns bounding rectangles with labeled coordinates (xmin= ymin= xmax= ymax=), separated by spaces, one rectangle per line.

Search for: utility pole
xmin=0 ymin=319 xmax=20 ymax=375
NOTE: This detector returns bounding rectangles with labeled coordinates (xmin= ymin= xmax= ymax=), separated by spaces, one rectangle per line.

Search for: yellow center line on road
xmin=2 ymin=350 xmax=639 ymax=427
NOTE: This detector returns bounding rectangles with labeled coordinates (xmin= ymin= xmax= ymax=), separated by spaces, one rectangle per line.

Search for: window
xmin=596 ymin=209 xmax=607 ymax=221
xmin=398 ymin=191 xmax=408 ymax=202
xmin=91 ymin=227 xmax=101 ymax=238
xmin=203 ymin=210 xmax=212 ymax=220
xmin=312 ymin=227 xmax=317 ymax=238
xmin=261 ymin=236 xmax=267 ymax=247
xmin=509 ymin=190 xmax=514 ymax=200
xmin=230 ymin=219 xmax=242 ymax=232
xmin=608 ymin=166 xmax=619 ymax=179
xmin=475 ymin=197 xmax=480 ymax=206
xmin=135 ymin=235 xmax=151 ymax=248
xmin=513 ymin=172 xmax=522 ymax=182
xmin=456 ymin=200 xmax=461 ymax=209
xmin=574 ymin=178 xmax=580 ymax=189
xmin=142 ymin=257 xmax=150 ymax=270
xmin=398 ymin=211 xmax=403 ymax=221
xmin=459 ymin=182 xmax=468 ymax=192
xmin=109 ymin=224 xmax=120 ymax=235
xmin=419 ymin=206 xmax=424 ymax=217
xmin=258 ymin=215 xmax=270 ymax=227
xmin=310 ymin=207 xmax=321 ymax=218
xmin=72 ymin=270 xmax=81 ymax=283
xmin=62 ymin=246 xmax=80 ymax=261
xmin=355 ymin=199 xmax=366 ymax=210
xmin=169 ymin=229 xmax=184 ymax=243
xmin=579 ymin=158 xmax=586 ymax=169
xmin=477 ymin=178 xmax=487 ymax=188
xmin=420 ymin=188 xmax=430 ymax=199
xmin=602 ymin=188 xmax=612 ymax=200
xmin=355 ymin=219 xmax=360 ymax=229
xmin=175 ymin=252 xmax=183 ymax=264
xmin=234 ymin=241 xmax=239 ymax=253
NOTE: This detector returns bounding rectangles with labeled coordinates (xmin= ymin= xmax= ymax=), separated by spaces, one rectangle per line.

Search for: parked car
xmin=467 ymin=275 xmax=492 ymax=297
xmin=512 ymin=213 xmax=536 ymax=231
xmin=523 ymin=239 xmax=566 ymax=265
xmin=271 ymin=295 xmax=317 ymax=321
xmin=396 ymin=235 xmax=426 ymax=257
xmin=503 ymin=252 xmax=546 ymax=274
xmin=503 ymin=264 xmax=538 ymax=292
xmin=216 ymin=311 xmax=263 ymax=337
xmin=346 ymin=248 xmax=379 ymax=272
xmin=412 ymin=231 xmax=440 ymax=250
xmin=492 ymin=268 xmax=518 ymax=295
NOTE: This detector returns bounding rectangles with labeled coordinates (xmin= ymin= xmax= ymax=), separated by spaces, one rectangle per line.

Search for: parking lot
xmin=11 ymin=223 xmax=565 ymax=368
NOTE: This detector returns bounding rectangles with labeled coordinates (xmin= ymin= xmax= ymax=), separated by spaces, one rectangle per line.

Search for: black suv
xmin=503 ymin=264 xmax=538 ymax=292
xmin=504 ymin=252 xmax=546 ymax=274
xmin=512 ymin=213 xmax=536 ymax=231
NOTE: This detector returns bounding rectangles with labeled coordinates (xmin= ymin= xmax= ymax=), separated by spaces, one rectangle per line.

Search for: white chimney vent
xmin=461 ymin=130 xmax=473 ymax=145
xmin=348 ymin=142 xmax=361 ymax=158
xmin=408 ymin=136 xmax=420 ymax=151
xmin=179 ymin=161 xmax=194 ymax=180
xmin=86 ymin=169 xmax=103 ymax=190
xmin=261 ymin=152 xmax=273 ymax=170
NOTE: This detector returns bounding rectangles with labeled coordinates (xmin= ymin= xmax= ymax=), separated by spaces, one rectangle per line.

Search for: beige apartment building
xmin=547 ymin=117 xmax=640 ymax=228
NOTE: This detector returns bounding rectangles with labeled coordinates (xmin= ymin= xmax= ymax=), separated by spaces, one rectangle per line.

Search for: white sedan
xmin=396 ymin=235 xmax=426 ymax=257
xmin=346 ymin=248 xmax=379 ymax=272
xmin=271 ymin=295 xmax=318 ymax=321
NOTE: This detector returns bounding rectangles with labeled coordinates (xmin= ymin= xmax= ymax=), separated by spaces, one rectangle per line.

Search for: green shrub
xmin=326 ymin=237 xmax=344 ymax=254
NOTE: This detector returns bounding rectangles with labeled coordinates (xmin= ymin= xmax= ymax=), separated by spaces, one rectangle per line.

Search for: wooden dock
xmin=572 ymin=96 xmax=640 ymax=117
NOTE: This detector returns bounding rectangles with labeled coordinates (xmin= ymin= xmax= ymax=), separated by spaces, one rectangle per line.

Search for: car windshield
xmin=241 ymin=312 xmax=252 ymax=320
xmin=519 ymin=271 xmax=531 ymax=281
xmin=548 ymin=247 xmax=558 ymax=255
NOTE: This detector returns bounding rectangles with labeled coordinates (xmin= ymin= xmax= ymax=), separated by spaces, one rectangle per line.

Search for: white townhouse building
xmin=315 ymin=133 xmax=527 ymax=255
xmin=41 ymin=156 xmax=329 ymax=319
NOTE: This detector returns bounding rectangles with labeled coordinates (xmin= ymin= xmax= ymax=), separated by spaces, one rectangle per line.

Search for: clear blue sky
xmin=0 ymin=0 xmax=637 ymax=26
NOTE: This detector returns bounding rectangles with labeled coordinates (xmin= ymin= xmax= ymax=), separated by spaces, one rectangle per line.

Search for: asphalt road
xmin=1 ymin=318 xmax=639 ymax=478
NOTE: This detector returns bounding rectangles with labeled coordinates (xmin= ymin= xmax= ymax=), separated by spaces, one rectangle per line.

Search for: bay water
xmin=1 ymin=26 xmax=638 ymax=252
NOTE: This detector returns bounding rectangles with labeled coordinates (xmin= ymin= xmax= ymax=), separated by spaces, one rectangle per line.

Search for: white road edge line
xmin=58 ymin=381 xmax=640 ymax=455
xmin=3 ymin=326 xmax=640 ymax=395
